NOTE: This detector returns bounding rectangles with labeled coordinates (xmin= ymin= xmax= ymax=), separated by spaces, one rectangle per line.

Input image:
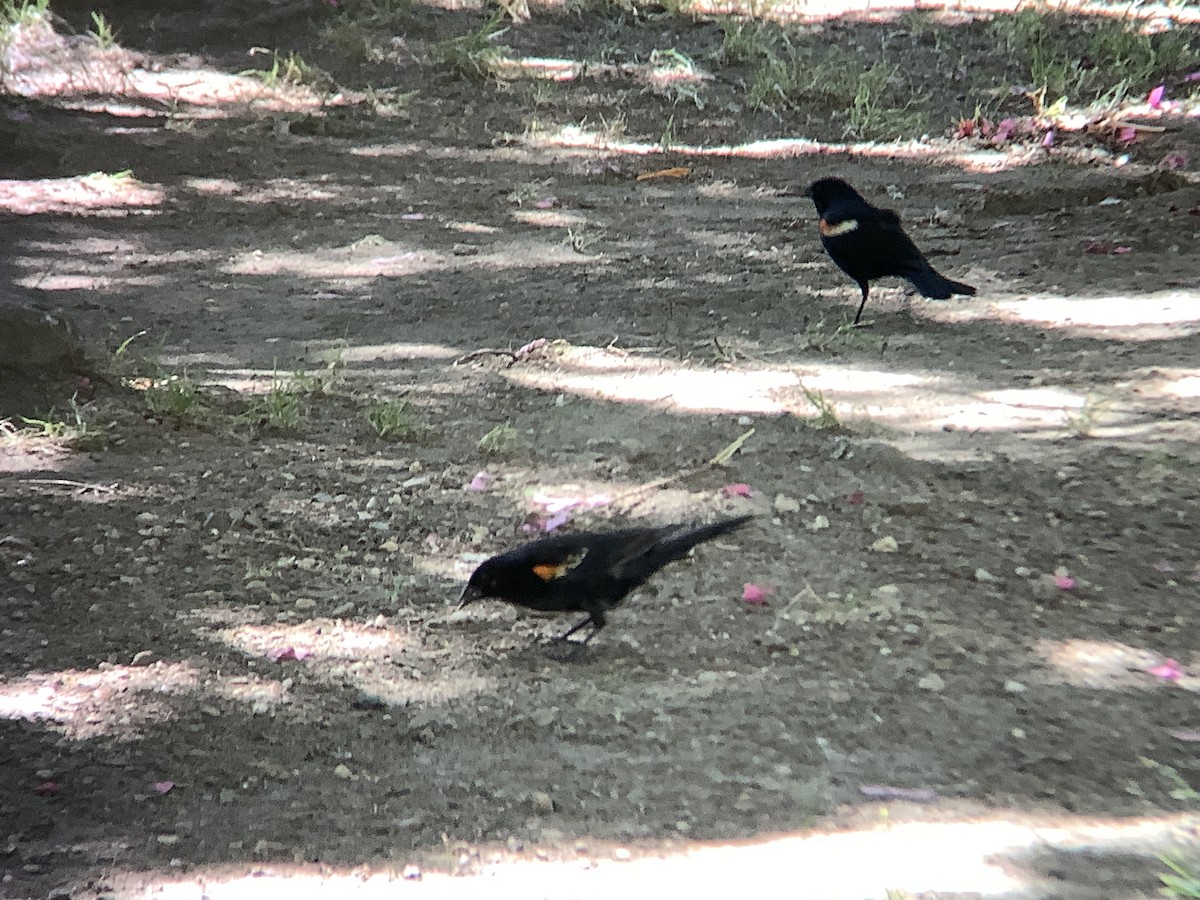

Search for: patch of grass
xmin=291 ymin=348 xmax=346 ymax=396
xmin=719 ymin=20 xmax=776 ymax=65
xmin=242 ymin=51 xmax=328 ymax=89
xmin=989 ymin=10 xmax=1193 ymax=104
xmin=1139 ymin=756 xmax=1200 ymax=802
xmin=0 ymin=0 xmax=48 ymax=32
xmin=88 ymin=10 xmax=115 ymax=49
xmin=507 ymin=179 xmax=554 ymax=206
xmin=364 ymin=398 xmax=415 ymax=440
xmin=1160 ymin=854 xmax=1200 ymax=898
xmin=1064 ymin=393 xmax=1111 ymax=438
xmin=801 ymin=384 xmax=841 ymax=430
xmin=478 ymin=422 xmax=520 ymax=454
xmin=648 ymin=47 xmax=705 ymax=108
xmin=564 ymin=223 xmax=604 ymax=253
xmin=430 ymin=12 xmax=510 ymax=80
xmin=844 ymin=64 xmax=926 ymax=140
xmin=249 ymin=376 xmax=304 ymax=433
xmin=12 ymin=394 xmax=107 ymax=450
xmin=800 ymin=315 xmax=882 ymax=352
xmin=145 ymin=372 xmax=208 ymax=422
xmin=658 ymin=113 xmax=676 ymax=150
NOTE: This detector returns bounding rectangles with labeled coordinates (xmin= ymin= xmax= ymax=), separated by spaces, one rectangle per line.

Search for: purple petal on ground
xmin=1041 ymin=130 xmax=1055 ymax=148
xmin=741 ymin=583 xmax=772 ymax=605
xmin=465 ymin=472 xmax=492 ymax=492
xmin=542 ymin=510 xmax=572 ymax=532
xmin=1145 ymin=659 xmax=1184 ymax=681
xmin=1148 ymin=85 xmax=1166 ymax=108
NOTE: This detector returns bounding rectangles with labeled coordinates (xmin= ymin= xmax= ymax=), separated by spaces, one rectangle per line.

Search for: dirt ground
xmin=2 ymin=2 xmax=1200 ymax=898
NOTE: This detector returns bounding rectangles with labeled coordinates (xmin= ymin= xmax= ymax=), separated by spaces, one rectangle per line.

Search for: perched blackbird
xmin=458 ymin=515 xmax=753 ymax=643
xmin=805 ymin=177 xmax=975 ymax=324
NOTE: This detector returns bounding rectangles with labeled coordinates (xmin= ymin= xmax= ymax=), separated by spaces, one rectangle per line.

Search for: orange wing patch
xmin=818 ymin=217 xmax=859 ymax=237
xmin=532 ymin=549 xmax=588 ymax=582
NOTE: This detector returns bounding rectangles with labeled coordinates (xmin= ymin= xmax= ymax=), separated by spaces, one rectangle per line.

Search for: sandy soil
xmin=1 ymin=2 xmax=1199 ymax=897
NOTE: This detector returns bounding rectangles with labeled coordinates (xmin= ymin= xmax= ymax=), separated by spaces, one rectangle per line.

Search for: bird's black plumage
xmin=805 ymin=177 xmax=975 ymax=324
xmin=458 ymin=515 xmax=753 ymax=643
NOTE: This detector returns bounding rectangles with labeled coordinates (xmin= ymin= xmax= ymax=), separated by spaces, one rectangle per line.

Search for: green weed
xmin=364 ymin=398 xmax=415 ymax=440
xmin=430 ymin=12 xmax=510 ymax=79
xmin=88 ymin=10 xmax=115 ymax=49
xmin=1160 ymin=854 xmax=1200 ymax=898
xmin=801 ymin=384 xmax=841 ymax=429
xmin=145 ymin=372 xmax=207 ymax=421
xmin=242 ymin=51 xmax=327 ymax=88
xmin=659 ymin=113 xmax=676 ymax=150
xmin=248 ymin=375 xmax=304 ymax=432
xmin=0 ymin=0 xmax=48 ymax=32
xmin=15 ymin=394 xmax=106 ymax=450
xmin=844 ymin=64 xmax=926 ymax=140
xmin=478 ymin=422 xmax=520 ymax=454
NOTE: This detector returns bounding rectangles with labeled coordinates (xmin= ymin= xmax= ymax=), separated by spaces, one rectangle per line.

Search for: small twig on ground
xmin=614 ymin=428 xmax=756 ymax=511
xmin=21 ymin=478 xmax=118 ymax=494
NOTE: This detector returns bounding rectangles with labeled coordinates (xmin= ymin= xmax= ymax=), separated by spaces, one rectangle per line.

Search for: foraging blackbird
xmin=805 ymin=177 xmax=975 ymax=324
xmin=458 ymin=515 xmax=753 ymax=643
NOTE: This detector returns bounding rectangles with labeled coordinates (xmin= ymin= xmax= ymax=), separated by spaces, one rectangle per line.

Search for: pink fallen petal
xmin=847 ymin=490 xmax=865 ymax=506
xmin=1187 ymin=71 xmax=1200 ymax=82
xmin=1146 ymin=659 xmax=1183 ymax=681
xmin=859 ymin=784 xmax=939 ymax=802
xmin=993 ymin=118 xmax=1017 ymax=142
xmin=1041 ymin=129 xmax=1055 ymax=148
xmin=542 ymin=510 xmax=573 ymax=532
xmin=515 ymin=337 xmax=547 ymax=357
xmin=270 ymin=646 xmax=312 ymax=662
xmin=533 ymin=197 xmax=557 ymax=209
xmin=1159 ymin=151 xmax=1188 ymax=171
xmin=34 ymin=781 xmax=61 ymax=796
xmin=1053 ymin=574 xmax=1076 ymax=590
xmin=152 ymin=781 xmax=175 ymax=795
xmin=1153 ymin=559 xmax=1175 ymax=573
xmin=1084 ymin=241 xmax=1131 ymax=256
xmin=1117 ymin=126 xmax=1138 ymax=145
xmin=722 ymin=483 xmax=753 ymax=498
xmin=465 ymin=472 xmax=492 ymax=492
xmin=741 ymin=583 xmax=772 ymax=605
xmin=1169 ymin=728 xmax=1200 ymax=742
xmin=1148 ymin=85 xmax=1166 ymax=108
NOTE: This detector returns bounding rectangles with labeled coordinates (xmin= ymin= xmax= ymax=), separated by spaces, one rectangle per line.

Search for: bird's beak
xmin=457 ymin=583 xmax=483 ymax=609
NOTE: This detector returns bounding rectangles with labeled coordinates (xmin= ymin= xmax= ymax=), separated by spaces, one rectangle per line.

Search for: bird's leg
xmin=552 ymin=609 xmax=605 ymax=644
xmin=553 ymin=616 xmax=594 ymax=643
xmin=853 ymin=283 xmax=870 ymax=326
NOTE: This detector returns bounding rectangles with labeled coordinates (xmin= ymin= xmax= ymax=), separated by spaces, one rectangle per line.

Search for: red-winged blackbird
xmin=806 ymin=177 xmax=976 ymax=324
xmin=458 ymin=515 xmax=753 ymax=643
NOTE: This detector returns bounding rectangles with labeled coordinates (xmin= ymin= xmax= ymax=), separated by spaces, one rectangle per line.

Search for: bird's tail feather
xmin=907 ymin=265 xmax=976 ymax=300
xmin=660 ymin=514 xmax=754 ymax=559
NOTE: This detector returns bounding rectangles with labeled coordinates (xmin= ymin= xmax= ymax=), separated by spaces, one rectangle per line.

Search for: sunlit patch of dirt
xmin=0 ymin=15 xmax=321 ymax=114
xmin=0 ymin=173 xmax=163 ymax=215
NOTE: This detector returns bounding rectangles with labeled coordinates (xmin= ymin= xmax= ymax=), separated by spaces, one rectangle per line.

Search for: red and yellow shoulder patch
xmin=818 ymin=217 xmax=859 ymax=237
xmin=531 ymin=549 xmax=588 ymax=582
